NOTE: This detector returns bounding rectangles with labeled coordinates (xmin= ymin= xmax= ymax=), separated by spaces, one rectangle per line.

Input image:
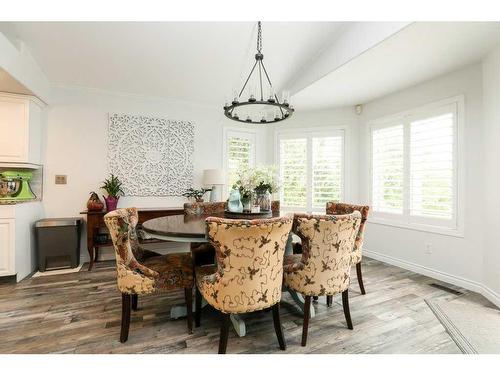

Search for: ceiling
xmin=3 ymin=22 xmax=500 ymax=110
xmin=0 ymin=66 xmax=33 ymax=95
xmin=5 ymin=22 xmax=346 ymax=106
xmin=293 ymin=22 xmax=500 ymax=110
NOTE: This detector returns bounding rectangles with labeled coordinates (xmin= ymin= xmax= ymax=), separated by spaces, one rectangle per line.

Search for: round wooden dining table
xmin=142 ymin=211 xmax=316 ymax=337
xmin=142 ymin=211 xmax=280 ymax=242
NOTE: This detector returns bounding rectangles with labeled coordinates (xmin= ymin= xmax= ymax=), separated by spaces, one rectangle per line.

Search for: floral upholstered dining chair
xmin=184 ymin=200 xmax=281 ymax=267
xmin=104 ymin=208 xmax=194 ymax=342
xmin=195 ymin=216 xmax=293 ymax=354
xmin=283 ymin=212 xmax=361 ymax=346
xmin=326 ymin=202 xmax=370 ymax=295
xmin=183 ymin=202 xmax=226 ymax=266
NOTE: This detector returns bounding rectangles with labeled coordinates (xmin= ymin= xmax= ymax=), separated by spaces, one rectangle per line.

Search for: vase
xmin=254 ymin=189 xmax=271 ymax=212
xmin=227 ymin=189 xmax=243 ymax=212
xmin=104 ymin=196 xmax=119 ymax=212
xmin=241 ymin=196 xmax=252 ymax=212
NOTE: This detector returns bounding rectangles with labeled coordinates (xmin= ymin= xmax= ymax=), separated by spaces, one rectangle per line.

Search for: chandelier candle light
xmin=223 ymin=22 xmax=295 ymax=124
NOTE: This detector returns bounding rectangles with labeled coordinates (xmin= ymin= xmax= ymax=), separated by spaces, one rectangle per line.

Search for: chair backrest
xmin=271 ymin=200 xmax=280 ymax=212
xmin=203 ymin=216 xmax=293 ymax=313
xmin=325 ymin=202 xmax=369 ymax=264
xmin=183 ymin=201 xmax=226 ymax=215
xmin=104 ymin=208 xmax=158 ymax=294
xmin=291 ymin=212 xmax=361 ymax=296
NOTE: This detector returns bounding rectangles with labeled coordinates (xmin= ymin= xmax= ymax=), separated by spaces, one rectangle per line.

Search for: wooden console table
xmin=80 ymin=207 xmax=184 ymax=271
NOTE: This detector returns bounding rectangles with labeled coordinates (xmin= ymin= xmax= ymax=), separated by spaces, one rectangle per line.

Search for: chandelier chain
xmin=257 ymin=21 xmax=262 ymax=53
xmin=223 ymin=21 xmax=294 ymax=124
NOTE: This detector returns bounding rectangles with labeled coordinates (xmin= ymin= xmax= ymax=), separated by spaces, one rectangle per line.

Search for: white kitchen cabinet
xmin=0 ymin=93 xmax=44 ymax=164
xmin=0 ymin=204 xmax=42 ymax=280
xmin=0 ymin=207 xmax=15 ymax=276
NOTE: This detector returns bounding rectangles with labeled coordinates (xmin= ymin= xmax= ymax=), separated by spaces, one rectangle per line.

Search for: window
xmin=280 ymin=138 xmax=307 ymax=208
xmin=278 ymin=130 xmax=344 ymax=211
xmin=371 ymin=125 xmax=404 ymax=214
xmin=369 ymin=97 xmax=461 ymax=233
xmin=224 ymin=129 xmax=256 ymax=189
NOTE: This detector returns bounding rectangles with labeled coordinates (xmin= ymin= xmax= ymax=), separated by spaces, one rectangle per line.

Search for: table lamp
xmin=203 ymin=169 xmax=225 ymax=202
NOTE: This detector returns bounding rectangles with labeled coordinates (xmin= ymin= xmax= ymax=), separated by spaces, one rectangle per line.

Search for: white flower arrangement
xmin=234 ymin=165 xmax=280 ymax=199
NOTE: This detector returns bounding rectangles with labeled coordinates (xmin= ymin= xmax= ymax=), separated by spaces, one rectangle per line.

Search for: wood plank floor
xmin=0 ymin=258 xmax=494 ymax=354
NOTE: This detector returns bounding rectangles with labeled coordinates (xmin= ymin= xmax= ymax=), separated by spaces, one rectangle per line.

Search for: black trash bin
xmin=35 ymin=218 xmax=82 ymax=271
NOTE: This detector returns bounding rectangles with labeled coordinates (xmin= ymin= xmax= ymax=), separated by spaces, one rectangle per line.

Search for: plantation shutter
xmin=226 ymin=133 xmax=255 ymax=189
xmin=312 ymin=136 xmax=343 ymax=208
xmin=410 ymin=113 xmax=454 ymax=219
xmin=371 ymin=124 xmax=404 ymax=214
xmin=279 ymin=137 xmax=307 ymax=208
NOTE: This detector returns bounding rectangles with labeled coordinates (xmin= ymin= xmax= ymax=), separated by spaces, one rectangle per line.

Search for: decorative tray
xmin=223 ymin=210 xmax=272 ymax=218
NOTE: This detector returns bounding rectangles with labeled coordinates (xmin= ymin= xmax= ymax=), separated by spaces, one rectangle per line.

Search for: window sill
xmin=367 ymin=217 xmax=464 ymax=238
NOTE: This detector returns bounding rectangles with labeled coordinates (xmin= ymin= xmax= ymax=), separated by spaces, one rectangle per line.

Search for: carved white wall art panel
xmin=108 ymin=113 xmax=194 ymax=196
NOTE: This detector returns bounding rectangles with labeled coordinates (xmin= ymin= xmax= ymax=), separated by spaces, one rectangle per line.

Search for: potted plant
xmin=182 ymin=187 xmax=210 ymax=203
xmin=253 ymin=166 xmax=279 ymax=211
xmin=233 ymin=165 xmax=280 ymax=212
xmin=101 ymin=174 xmax=124 ymax=212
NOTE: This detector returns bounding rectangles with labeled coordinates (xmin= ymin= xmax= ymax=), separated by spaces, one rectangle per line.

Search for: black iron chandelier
xmin=223 ymin=22 xmax=294 ymax=124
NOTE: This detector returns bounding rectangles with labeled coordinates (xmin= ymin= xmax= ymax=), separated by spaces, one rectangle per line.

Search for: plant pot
xmin=104 ymin=196 xmax=119 ymax=212
xmin=195 ymin=198 xmax=204 ymax=203
xmin=254 ymin=189 xmax=271 ymax=212
xmin=241 ymin=196 xmax=252 ymax=212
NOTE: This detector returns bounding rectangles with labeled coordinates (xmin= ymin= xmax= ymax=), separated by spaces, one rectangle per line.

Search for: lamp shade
xmin=203 ymin=169 xmax=225 ymax=185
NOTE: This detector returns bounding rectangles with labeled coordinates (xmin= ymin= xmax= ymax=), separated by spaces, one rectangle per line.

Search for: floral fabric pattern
xmin=283 ymin=213 xmax=361 ymax=297
xmin=196 ymin=216 xmax=293 ymax=314
xmin=183 ymin=201 xmax=226 ymax=215
xmin=104 ymin=208 xmax=194 ymax=294
xmin=325 ymin=202 xmax=370 ymax=264
xmin=271 ymin=200 xmax=280 ymax=212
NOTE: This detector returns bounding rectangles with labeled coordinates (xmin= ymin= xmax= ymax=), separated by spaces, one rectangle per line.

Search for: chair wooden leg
xmin=94 ymin=247 xmax=99 ymax=262
xmin=120 ymin=294 xmax=131 ymax=343
xmin=131 ymin=294 xmax=138 ymax=311
xmin=301 ymin=295 xmax=312 ymax=347
xmin=195 ymin=287 xmax=202 ymax=328
xmin=184 ymin=288 xmax=193 ymax=334
xmin=326 ymin=295 xmax=333 ymax=307
xmin=342 ymin=290 xmax=353 ymax=330
xmin=218 ymin=313 xmax=231 ymax=354
xmin=356 ymin=262 xmax=366 ymax=295
xmin=271 ymin=303 xmax=286 ymax=350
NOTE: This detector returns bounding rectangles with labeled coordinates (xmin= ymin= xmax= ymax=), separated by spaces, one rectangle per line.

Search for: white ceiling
xmin=293 ymin=22 xmax=500 ymax=110
xmin=0 ymin=66 xmax=34 ymax=95
xmin=4 ymin=22 xmax=500 ymax=110
xmin=6 ymin=22 xmax=346 ymax=105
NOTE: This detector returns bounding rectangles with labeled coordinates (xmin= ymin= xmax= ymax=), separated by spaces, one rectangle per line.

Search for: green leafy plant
xmin=101 ymin=174 xmax=124 ymax=198
xmin=233 ymin=165 xmax=280 ymax=198
xmin=182 ymin=187 xmax=210 ymax=202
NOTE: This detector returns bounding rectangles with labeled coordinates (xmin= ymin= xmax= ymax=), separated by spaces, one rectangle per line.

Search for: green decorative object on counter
xmin=0 ymin=170 xmax=35 ymax=201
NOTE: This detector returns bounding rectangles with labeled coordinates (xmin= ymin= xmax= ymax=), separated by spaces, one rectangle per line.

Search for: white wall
xmin=482 ymin=46 xmax=500 ymax=302
xmin=42 ymin=86 xmax=268 ymax=260
xmin=358 ymin=64 xmax=487 ymax=295
xmin=270 ymin=106 xmax=360 ymax=203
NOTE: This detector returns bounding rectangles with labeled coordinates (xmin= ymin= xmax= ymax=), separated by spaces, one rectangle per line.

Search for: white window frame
xmin=275 ymin=126 xmax=347 ymax=213
xmin=222 ymin=127 xmax=257 ymax=196
xmin=368 ymin=95 xmax=465 ymax=237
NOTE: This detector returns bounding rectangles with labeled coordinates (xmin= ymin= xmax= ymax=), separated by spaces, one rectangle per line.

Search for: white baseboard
xmin=480 ymin=285 xmax=500 ymax=308
xmin=364 ymin=248 xmax=500 ymax=308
